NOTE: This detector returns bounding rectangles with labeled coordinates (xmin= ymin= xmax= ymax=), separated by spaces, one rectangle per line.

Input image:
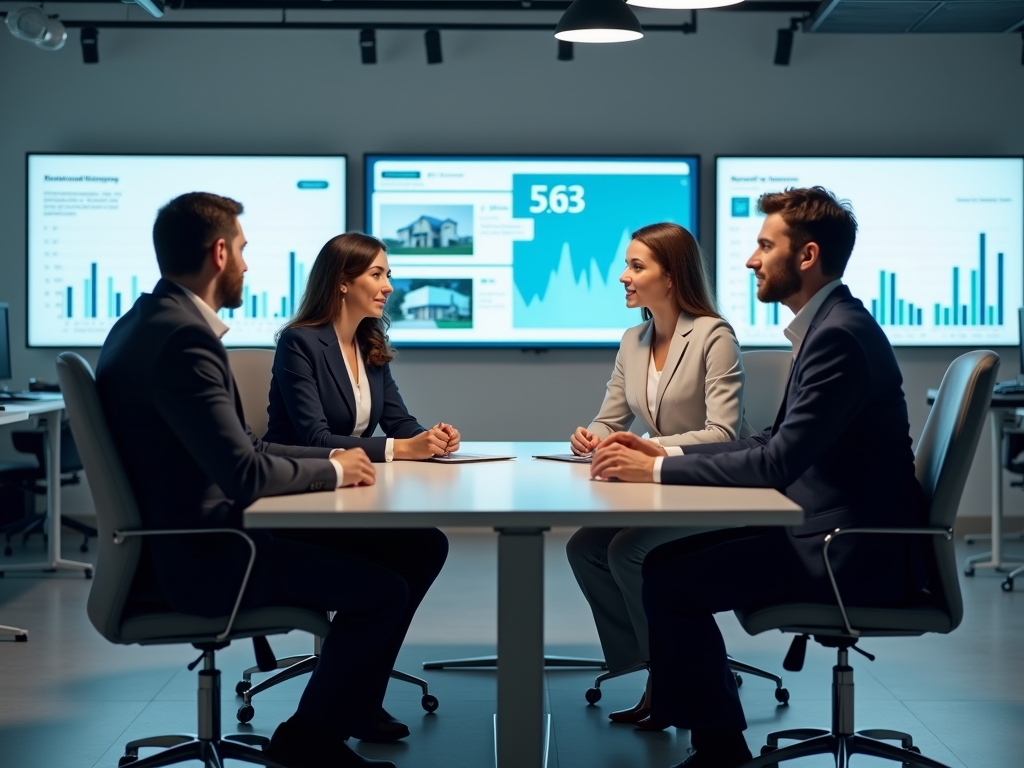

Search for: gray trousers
xmin=566 ymin=526 xmax=716 ymax=673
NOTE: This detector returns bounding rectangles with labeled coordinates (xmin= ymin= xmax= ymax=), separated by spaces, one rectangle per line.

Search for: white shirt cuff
xmin=385 ymin=437 xmax=395 ymax=463
xmin=665 ymin=446 xmax=684 ymax=456
xmin=653 ymin=456 xmax=664 ymax=484
xmin=328 ymin=449 xmax=345 ymax=488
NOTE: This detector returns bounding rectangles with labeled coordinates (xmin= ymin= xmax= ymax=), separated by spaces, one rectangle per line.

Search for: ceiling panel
xmin=809 ymin=0 xmax=1024 ymax=33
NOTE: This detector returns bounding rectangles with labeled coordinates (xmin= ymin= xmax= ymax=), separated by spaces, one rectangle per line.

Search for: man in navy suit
xmin=98 ymin=192 xmax=447 ymax=768
xmin=590 ymin=187 xmax=926 ymax=767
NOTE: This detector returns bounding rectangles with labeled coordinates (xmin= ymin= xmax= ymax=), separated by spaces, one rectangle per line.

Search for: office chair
xmin=56 ymin=350 xmax=327 ymax=768
xmin=583 ymin=349 xmax=795 ymax=706
xmin=734 ymin=349 xmax=998 ymax=768
xmin=0 ymin=420 xmax=97 ymax=555
xmin=225 ymin=348 xmax=438 ymax=723
xmin=998 ymin=425 xmax=1024 ymax=591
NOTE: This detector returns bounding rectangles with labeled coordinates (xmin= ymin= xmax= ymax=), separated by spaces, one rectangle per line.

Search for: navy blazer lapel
xmin=366 ymin=363 xmax=384 ymax=436
xmin=316 ymin=325 xmax=357 ymax=420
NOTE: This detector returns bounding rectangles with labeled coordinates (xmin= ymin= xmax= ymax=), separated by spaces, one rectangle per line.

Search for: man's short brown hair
xmin=758 ymin=187 xmax=857 ymax=278
xmin=152 ymin=192 xmax=244 ymax=277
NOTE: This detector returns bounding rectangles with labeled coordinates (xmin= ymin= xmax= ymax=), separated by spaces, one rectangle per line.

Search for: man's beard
xmin=756 ymin=249 xmax=802 ymax=304
xmin=216 ymin=250 xmax=245 ymax=310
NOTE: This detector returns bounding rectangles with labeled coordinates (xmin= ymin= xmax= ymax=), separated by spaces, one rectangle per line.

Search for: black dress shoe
xmin=269 ymin=716 xmax=396 ymax=767
xmin=351 ymin=718 xmax=410 ymax=744
xmin=608 ymin=692 xmax=650 ymax=724
xmin=634 ymin=715 xmax=672 ymax=732
xmin=669 ymin=745 xmax=753 ymax=767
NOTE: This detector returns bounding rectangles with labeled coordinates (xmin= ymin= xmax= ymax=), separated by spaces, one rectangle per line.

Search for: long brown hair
xmin=279 ymin=232 xmax=397 ymax=367
xmin=630 ymin=222 xmax=720 ymax=322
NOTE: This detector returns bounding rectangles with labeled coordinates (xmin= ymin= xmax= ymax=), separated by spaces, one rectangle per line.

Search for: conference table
xmin=0 ymin=397 xmax=92 ymax=578
xmin=244 ymin=441 xmax=803 ymax=768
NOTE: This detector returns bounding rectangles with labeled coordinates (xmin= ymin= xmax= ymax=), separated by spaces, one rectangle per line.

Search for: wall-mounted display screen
xmin=716 ymin=157 xmax=1024 ymax=347
xmin=27 ymin=154 xmax=347 ymax=347
xmin=365 ymin=155 xmax=699 ymax=346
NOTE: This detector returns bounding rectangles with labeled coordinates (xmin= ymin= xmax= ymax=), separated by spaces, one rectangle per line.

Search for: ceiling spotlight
xmin=774 ymin=17 xmax=801 ymax=66
xmin=425 ymin=28 xmax=442 ymax=65
xmin=626 ymin=0 xmax=739 ymax=8
xmin=124 ymin=0 xmax=166 ymax=18
xmin=81 ymin=27 xmax=99 ymax=64
xmin=555 ymin=0 xmax=644 ymax=44
xmin=360 ymin=28 xmax=377 ymax=65
xmin=558 ymin=40 xmax=574 ymax=61
xmin=5 ymin=7 xmax=67 ymax=51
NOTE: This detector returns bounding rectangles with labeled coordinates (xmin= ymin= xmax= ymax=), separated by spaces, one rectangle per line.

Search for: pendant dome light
xmin=626 ymin=0 xmax=742 ymax=8
xmin=554 ymin=0 xmax=644 ymax=44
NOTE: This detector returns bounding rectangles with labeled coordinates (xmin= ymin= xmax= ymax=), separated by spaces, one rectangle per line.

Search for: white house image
xmin=401 ymin=286 xmax=471 ymax=321
xmin=396 ymin=216 xmax=461 ymax=248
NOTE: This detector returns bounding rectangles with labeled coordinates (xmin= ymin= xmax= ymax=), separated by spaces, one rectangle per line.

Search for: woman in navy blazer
xmin=265 ymin=232 xmax=460 ymax=461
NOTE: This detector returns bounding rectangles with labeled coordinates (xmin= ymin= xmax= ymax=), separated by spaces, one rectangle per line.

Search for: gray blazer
xmin=588 ymin=313 xmax=747 ymax=447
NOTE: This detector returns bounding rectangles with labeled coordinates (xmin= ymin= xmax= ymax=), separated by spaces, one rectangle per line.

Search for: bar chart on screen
xmin=28 ymin=155 xmax=346 ymax=347
xmin=716 ymin=157 xmax=1024 ymax=347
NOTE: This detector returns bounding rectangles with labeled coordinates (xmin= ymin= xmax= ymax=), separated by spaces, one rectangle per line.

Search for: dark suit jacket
xmin=660 ymin=285 xmax=927 ymax=603
xmin=264 ymin=324 xmax=425 ymax=462
xmin=96 ymin=279 xmax=338 ymax=616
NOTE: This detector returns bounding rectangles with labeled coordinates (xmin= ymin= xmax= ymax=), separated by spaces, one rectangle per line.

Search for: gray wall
xmin=1 ymin=9 xmax=1022 ymax=517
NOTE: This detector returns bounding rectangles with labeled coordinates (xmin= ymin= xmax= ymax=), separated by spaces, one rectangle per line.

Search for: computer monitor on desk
xmin=0 ymin=302 xmax=11 ymax=384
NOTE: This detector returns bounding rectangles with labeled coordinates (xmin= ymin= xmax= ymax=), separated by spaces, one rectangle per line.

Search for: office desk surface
xmin=0 ymin=410 xmax=30 ymax=426
xmin=244 ymin=441 xmax=803 ymax=530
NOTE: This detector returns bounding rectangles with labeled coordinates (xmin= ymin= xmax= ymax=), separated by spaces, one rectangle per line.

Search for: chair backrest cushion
xmin=740 ymin=350 xmax=792 ymax=433
xmin=226 ymin=348 xmax=275 ymax=439
xmin=55 ymin=352 xmax=144 ymax=644
xmin=914 ymin=349 xmax=999 ymax=630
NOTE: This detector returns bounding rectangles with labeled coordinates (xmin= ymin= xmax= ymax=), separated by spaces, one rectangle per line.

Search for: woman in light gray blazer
xmin=566 ymin=222 xmax=747 ymax=730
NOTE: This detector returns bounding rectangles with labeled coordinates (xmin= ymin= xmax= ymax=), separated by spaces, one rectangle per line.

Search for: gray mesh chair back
xmin=740 ymin=350 xmax=792 ymax=433
xmin=55 ymin=352 xmax=144 ymax=644
xmin=912 ymin=349 xmax=1000 ymax=631
xmin=227 ymin=349 xmax=275 ymax=439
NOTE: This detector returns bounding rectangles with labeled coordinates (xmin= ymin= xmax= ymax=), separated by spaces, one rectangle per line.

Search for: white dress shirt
xmin=174 ymin=282 xmax=347 ymax=487
xmin=340 ymin=344 xmax=395 ymax=462
xmin=652 ymin=280 xmax=843 ymax=483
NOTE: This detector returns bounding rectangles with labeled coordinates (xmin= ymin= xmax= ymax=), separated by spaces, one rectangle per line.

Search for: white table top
xmin=0 ymin=397 xmax=65 ymax=416
xmin=0 ymin=410 xmax=30 ymax=427
xmin=244 ymin=441 xmax=803 ymax=530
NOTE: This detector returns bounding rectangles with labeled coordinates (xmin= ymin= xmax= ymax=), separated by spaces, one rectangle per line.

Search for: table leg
xmin=495 ymin=527 xmax=550 ymax=768
xmin=0 ymin=410 xmax=91 ymax=577
xmin=965 ymin=409 xmax=1024 ymax=575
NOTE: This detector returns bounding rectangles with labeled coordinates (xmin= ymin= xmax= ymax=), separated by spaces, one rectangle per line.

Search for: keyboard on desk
xmin=993 ymin=381 xmax=1024 ymax=395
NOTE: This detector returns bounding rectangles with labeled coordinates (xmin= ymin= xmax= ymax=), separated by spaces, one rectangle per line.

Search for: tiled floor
xmin=1 ymin=528 xmax=1022 ymax=767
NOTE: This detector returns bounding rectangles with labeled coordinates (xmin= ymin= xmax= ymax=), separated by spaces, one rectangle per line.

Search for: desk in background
xmin=0 ymin=398 xmax=91 ymax=578
xmin=244 ymin=441 xmax=803 ymax=768
xmin=927 ymin=388 xmax=1024 ymax=585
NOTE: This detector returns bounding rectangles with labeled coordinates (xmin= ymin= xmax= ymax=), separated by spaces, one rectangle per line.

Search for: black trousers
xmin=642 ymin=527 xmax=814 ymax=733
xmin=260 ymin=527 xmax=449 ymax=735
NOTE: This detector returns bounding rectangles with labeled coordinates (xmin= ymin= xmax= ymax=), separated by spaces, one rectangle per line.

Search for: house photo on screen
xmin=379 ymin=204 xmax=474 ymax=255
xmin=388 ymin=278 xmax=473 ymax=329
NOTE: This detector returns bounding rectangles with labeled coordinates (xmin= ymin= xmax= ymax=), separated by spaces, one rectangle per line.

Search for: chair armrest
xmin=112 ymin=527 xmax=256 ymax=642
xmin=821 ymin=526 xmax=953 ymax=639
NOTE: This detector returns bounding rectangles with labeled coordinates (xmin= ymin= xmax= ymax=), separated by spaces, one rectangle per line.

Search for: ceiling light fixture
xmin=557 ymin=40 xmax=574 ymax=61
xmin=774 ymin=17 xmax=801 ymax=66
xmin=626 ymin=0 xmax=739 ymax=9
xmin=5 ymin=7 xmax=67 ymax=51
xmin=425 ymin=28 xmax=442 ymax=64
xmin=360 ymin=28 xmax=377 ymax=64
xmin=555 ymin=0 xmax=644 ymax=44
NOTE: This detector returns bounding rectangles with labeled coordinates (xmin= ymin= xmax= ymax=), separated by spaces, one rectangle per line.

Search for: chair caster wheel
xmin=237 ymin=704 xmax=255 ymax=723
xmin=118 ymin=753 xmax=138 ymax=767
xmin=421 ymin=694 xmax=439 ymax=713
xmin=1002 ymin=578 xmax=1014 ymax=592
xmin=585 ymin=687 xmax=601 ymax=704
xmin=903 ymin=744 xmax=921 ymax=768
xmin=80 ymin=543 xmax=89 ymax=553
xmin=734 ymin=673 xmax=743 ymax=687
xmin=760 ymin=744 xmax=779 ymax=768
xmin=775 ymin=687 xmax=790 ymax=704
xmin=964 ymin=568 xmax=975 ymax=576
xmin=84 ymin=568 xmax=92 ymax=579
xmin=235 ymin=680 xmax=251 ymax=696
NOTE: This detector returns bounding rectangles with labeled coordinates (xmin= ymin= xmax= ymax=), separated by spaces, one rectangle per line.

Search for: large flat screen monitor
xmin=27 ymin=154 xmax=347 ymax=347
xmin=716 ymin=157 xmax=1024 ymax=347
xmin=365 ymin=155 xmax=699 ymax=346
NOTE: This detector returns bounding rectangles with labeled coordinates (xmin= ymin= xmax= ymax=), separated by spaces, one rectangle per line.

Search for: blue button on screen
xmin=297 ymin=180 xmax=329 ymax=189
